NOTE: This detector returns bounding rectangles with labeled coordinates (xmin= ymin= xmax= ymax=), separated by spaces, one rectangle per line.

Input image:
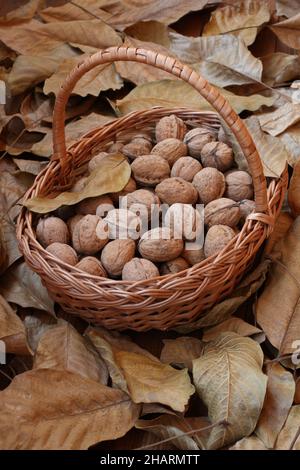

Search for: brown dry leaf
xmin=295 ymin=378 xmax=300 ymax=404
xmin=175 ymin=259 xmax=271 ymax=333
xmin=255 ymin=363 xmax=295 ymax=448
xmin=0 ymin=0 xmax=43 ymax=23
xmin=34 ymin=321 xmax=108 ymax=384
xmin=0 ymin=369 xmax=140 ymax=450
xmin=262 ymin=53 xmax=300 ymax=86
xmin=40 ymin=0 xmax=113 ymax=23
xmin=203 ymin=318 xmax=263 ymax=342
xmin=258 ymin=103 xmax=300 ymax=137
xmin=192 ymin=332 xmax=267 ymax=450
xmin=23 ymin=314 xmax=57 ymax=353
xmin=257 ymin=217 xmax=300 ymax=355
xmin=279 ymin=123 xmax=300 ymax=166
xmin=275 ymin=0 xmax=300 ymax=18
xmin=25 ymin=152 xmax=130 ymax=213
xmin=0 ymin=262 xmax=55 ymax=315
xmin=265 ymin=212 xmax=294 ymax=255
xmin=44 ymin=53 xmax=123 ymax=97
xmin=270 ymin=14 xmax=300 ymax=50
xmin=125 ymin=21 xmax=171 ymax=48
xmin=13 ymin=159 xmax=46 ymax=176
xmin=275 ymin=405 xmax=300 ymax=449
xmin=87 ymin=327 xmax=195 ymax=412
xmin=0 ymin=295 xmax=31 ymax=355
xmin=203 ymin=0 xmax=272 ymax=46
xmin=288 ymin=160 xmax=300 ymax=218
xmin=230 ymin=435 xmax=268 ymax=450
xmin=160 ymin=337 xmax=204 ymax=370
xmin=117 ymin=80 xmax=274 ymax=115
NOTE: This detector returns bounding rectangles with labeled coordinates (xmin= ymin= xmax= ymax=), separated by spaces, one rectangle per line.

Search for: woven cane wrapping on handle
xmin=52 ymin=46 xmax=267 ymax=212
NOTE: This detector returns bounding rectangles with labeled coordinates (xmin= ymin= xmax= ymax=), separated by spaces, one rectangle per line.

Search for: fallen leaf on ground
xmin=258 ymin=103 xmax=300 ymax=136
xmin=264 ymin=212 xmax=294 ymax=255
xmin=275 ymin=405 xmax=300 ymax=449
xmin=270 ymin=13 xmax=300 ymax=50
xmin=193 ymin=332 xmax=267 ymax=449
xmin=288 ymin=160 xmax=300 ymax=218
xmin=23 ymin=314 xmax=57 ymax=352
xmin=203 ymin=318 xmax=263 ymax=342
xmin=230 ymin=435 xmax=268 ymax=450
xmin=160 ymin=337 xmax=204 ymax=370
xmin=0 ymin=0 xmax=42 ymax=23
xmin=39 ymin=0 xmax=112 ymax=23
xmin=262 ymin=53 xmax=300 ymax=86
xmin=0 ymin=294 xmax=31 ymax=355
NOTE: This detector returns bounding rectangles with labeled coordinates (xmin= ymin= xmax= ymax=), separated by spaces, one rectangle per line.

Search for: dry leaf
xmin=13 ymin=159 xmax=46 ymax=176
xmin=25 ymin=153 xmax=131 ymax=213
xmin=117 ymin=80 xmax=274 ymax=115
xmin=257 ymin=217 xmax=300 ymax=355
xmin=288 ymin=160 xmax=300 ymax=217
xmin=258 ymin=103 xmax=300 ymax=136
xmin=203 ymin=0 xmax=271 ymax=46
xmin=262 ymin=53 xmax=300 ymax=86
xmin=87 ymin=328 xmax=195 ymax=412
xmin=0 ymin=369 xmax=140 ymax=450
xmin=193 ymin=332 xmax=267 ymax=449
xmin=0 ymin=262 xmax=55 ymax=315
xmin=270 ymin=14 xmax=300 ymax=50
xmin=40 ymin=0 xmax=113 ymax=23
xmin=160 ymin=337 xmax=204 ymax=370
xmin=125 ymin=21 xmax=171 ymax=47
xmin=279 ymin=123 xmax=300 ymax=166
xmin=275 ymin=0 xmax=300 ymax=18
xmin=264 ymin=212 xmax=294 ymax=255
xmin=0 ymin=0 xmax=43 ymax=23
xmin=0 ymin=295 xmax=31 ymax=355
xmin=203 ymin=318 xmax=263 ymax=342
xmin=256 ymin=363 xmax=295 ymax=448
xmin=275 ymin=405 xmax=300 ymax=449
xmin=230 ymin=435 xmax=268 ymax=450
xmin=295 ymin=378 xmax=300 ymax=404
xmin=23 ymin=314 xmax=57 ymax=352
xmin=34 ymin=321 xmax=108 ymax=384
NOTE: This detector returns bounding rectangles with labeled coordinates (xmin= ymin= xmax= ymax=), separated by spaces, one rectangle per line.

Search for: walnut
xmin=201 ymin=141 xmax=234 ymax=172
xmin=122 ymin=137 xmax=152 ymax=160
xmin=36 ymin=217 xmax=70 ymax=247
xmin=182 ymin=244 xmax=205 ymax=266
xmin=204 ymin=198 xmax=241 ymax=228
xmin=151 ymin=138 xmax=187 ymax=166
xmin=193 ymin=167 xmax=225 ymax=204
xmin=88 ymin=152 xmax=109 ymax=173
xmin=77 ymin=195 xmax=114 ymax=216
xmin=171 ymin=156 xmax=202 ymax=182
xmin=225 ymin=170 xmax=253 ymax=201
xmin=121 ymin=189 xmax=160 ymax=221
xmin=67 ymin=214 xmax=84 ymax=235
xmin=72 ymin=215 xmax=109 ymax=255
xmin=160 ymin=257 xmax=189 ymax=275
xmin=155 ymin=115 xmax=187 ymax=142
xmin=155 ymin=177 xmax=198 ymax=205
xmin=75 ymin=256 xmax=107 ymax=277
xmin=184 ymin=128 xmax=215 ymax=159
xmin=138 ymin=227 xmax=183 ymax=262
xmin=71 ymin=176 xmax=88 ymax=193
xmin=46 ymin=242 xmax=78 ymax=266
xmin=122 ymin=257 xmax=159 ymax=281
xmin=108 ymin=141 xmax=124 ymax=153
xmin=110 ymin=177 xmax=137 ymax=205
xmin=164 ymin=203 xmax=203 ymax=241
xmin=104 ymin=208 xmax=141 ymax=240
xmin=131 ymin=154 xmax=170 ymax=186
xmin=204 ymin=224 xmax=236 ymax=258
xmin=101 ymin=239 xmax=136 ymax=277
xmin=239 ymin=199 xmax=255 ymax=222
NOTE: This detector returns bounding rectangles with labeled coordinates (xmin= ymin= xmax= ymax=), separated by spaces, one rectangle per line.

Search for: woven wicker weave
xmin=17 ymin=47 xmax=288 ymax=331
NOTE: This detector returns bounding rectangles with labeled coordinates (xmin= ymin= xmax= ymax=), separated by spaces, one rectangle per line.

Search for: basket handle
xmin=52 ymin=46 xmax=268 ymax=212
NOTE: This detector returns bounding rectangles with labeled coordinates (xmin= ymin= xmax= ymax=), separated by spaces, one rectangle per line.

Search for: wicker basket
xmin=17 ymin=47 xmax=288 ymax=331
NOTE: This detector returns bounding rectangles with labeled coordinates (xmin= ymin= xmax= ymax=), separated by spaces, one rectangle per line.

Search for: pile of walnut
xmin=36 ymin=114 xmax=255 ymax=282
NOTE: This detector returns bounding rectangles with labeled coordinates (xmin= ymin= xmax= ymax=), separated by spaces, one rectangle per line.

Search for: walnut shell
xmin=239 ymin=199 xmax=255 ymax=221
xmin=171 ymin=156 xmax=202 ymax=182
xmin=77 ymin=195 xmax=114 ymax=216
xmin=151 ymin=138 xmax=187 ymax=166
xmin=36 ymin=217 xmax=70 ymax=248
xmin=204 ymin=224 xmax=236 ymax=258
xmin=71 ymin=176 xmax=88 ymax=193
xmin=72 ymin=215 xmax=109 ymax=255
xmin=193 ymin=167 xmax=225 ymax=204
xmin=108 ymin=141 xmax=124 ymax=153
xmin=122 ymin=258 xmax=159 ymax=281
xmin=184 ymin=128 xmax=215 ymax=158
xmin=88 ymin=152 xmax=109 ymax=173
xmin=46 ymin=242 xmax=78 ymax=266
xmin=182 ymin=244 xmax=205 ymax=266
xmin=138 ymin=227 xmax=183 ymax=262
xmin=121 ymin=189 xmax=160 ymax=221
xmin=164 ymin=203 xmax=203 ymax=241
xmin=110 ymin=177 xmax=137 ymax=205
xmin=101 ymin=239 xmax=136 ymax=277
xmin=75 ymin=256 xmax=107 ymax=277
xmin=67 ymin=214 xmax=84 ymax=235
xmin=204 ymin=198 xmax=241 ymax=227
xmin=104 ymin=208 xmax=141 ymax=240
xmin=160 ymin=256 xmax=189 ymax=275
xmin=225 ymin=170 xmax=253 ymax=201
xmin=155 ymin=115 xmax=187 ymax=142
xmin=122 ymin=137 xmax=152 ymax=160
xmin=201 ymin=141 xmax=234 ymax=172
xmin=131 ymin=154 xmax=170 ymax=186
xmin=155 ymin=177 xmax=198 ymax=205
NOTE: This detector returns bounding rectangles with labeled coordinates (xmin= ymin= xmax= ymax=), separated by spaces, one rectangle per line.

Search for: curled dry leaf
xmin=23 ymin=314 xmax=57 ymax=353
xmin=160 ymin=336 xmax=204 ymax=370
xmin=0 ymin=295 xmax=31 ymax=355
xmin=258 ymin=103 xmax=300 ymax=137
xmin=87 ymin=327 xmax=195 ymax=412
xmin=270 ymin=14 xmax=300 ymax=50
xmin=255 ymin=363 xmax=295 ymax=448
xmin=0 ymin=369 xmax=140 ymax=450
xmin=275 ymin=405 xmax=300 ymax=450
xmin=34 ymin=321 xmax=108 ymax=385
xmin=262 ymin=53 xmax=300 ymax=86
xmin=257 ymin=217 xmax=300 ymax=355
xmin=192 ymin=332 xmax=267 ymax=450
xmin=0 ymin=0 xmax=42 ymax=23
xmin=202 ymin=317 xmax=263 ymax=342
xmin=25 ymin=153 xmax=131 ymax=213
xmin=275 ymin=0 xmax=300 ymax=18
xmin=230 ymin=435 xmax=268 ymax=450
